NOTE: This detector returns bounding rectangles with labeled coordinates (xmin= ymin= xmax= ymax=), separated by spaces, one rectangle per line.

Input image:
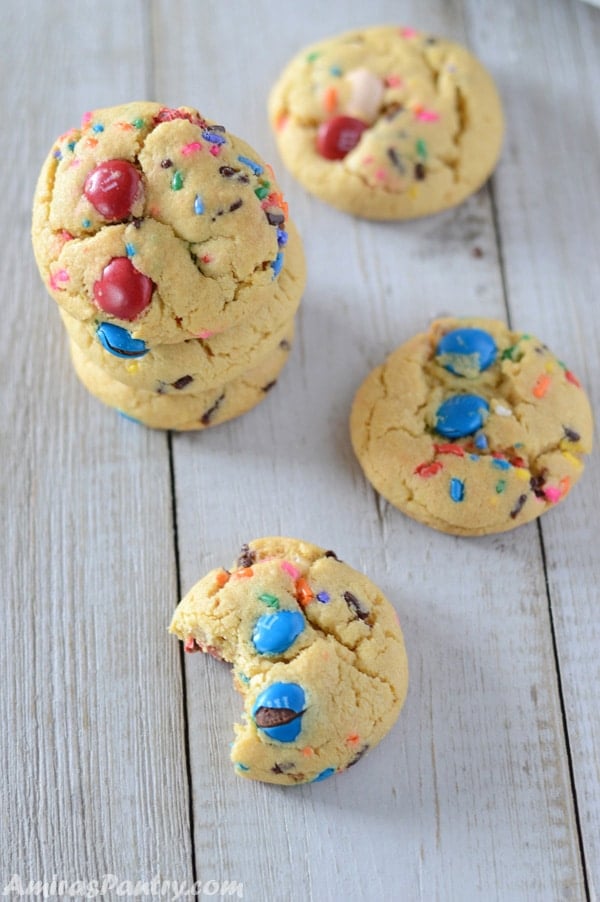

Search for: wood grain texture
xmin=156 ymin=1 xmax=592 ymax=899
xmin=2 ymin=0 xmax=598 ymax=899
xmin=0 ymin=0 xmax=192 ymax=885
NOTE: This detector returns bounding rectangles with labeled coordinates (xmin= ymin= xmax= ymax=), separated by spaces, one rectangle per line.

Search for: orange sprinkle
xmin=295 ymin=577 xmax=314 ymax=607
xmin=84 ymin=137 xmax=98 ymax=148
xmin=346 ymin=733 xmax=360 ymax=745
xmin=116 ymin=121 xmax=135 ymax=131
xmin=323 ymin=86 xmax=338 ymax=114
xmin=215 ymin=569 xmax=230 ymax=588
xmin=559 ymin=476 xmax=571 ymax=497
xmin=233 ymin=567 xmax=253 ymax=579
xmin=275 ymin=113 xmax=289 ymax=131
xmin=301 ymin=746 xmax=314 ymax=757
xmin=533 ymin=373 xmax=551 ymax=398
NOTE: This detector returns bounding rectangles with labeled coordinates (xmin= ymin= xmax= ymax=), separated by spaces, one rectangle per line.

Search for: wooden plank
xmin=0 ymin=0 xmax=192 ymax=884
xmin=159 ymin=1 xmax=587 ymax=898
xmin=467 ymin=0 xmax=600 ymax=896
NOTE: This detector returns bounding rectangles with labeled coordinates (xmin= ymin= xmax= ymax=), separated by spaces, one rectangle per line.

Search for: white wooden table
xmin=2 ymin=1 xmax=599 ymax=899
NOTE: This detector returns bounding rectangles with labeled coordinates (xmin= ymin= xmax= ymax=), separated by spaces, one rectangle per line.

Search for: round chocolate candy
xmin=252 ymin=682 xmax=305 ymax=742
xmin=83 ymin=159 xmax=142 ymax=220
xmin=96 ymin=323 xmax=148 ymax=359
xmin=435 ymin=394 xmax=490 ymax=438
xmin=93 ymin=257 xmax=154 ymax=320
xmin=436 ymin=327 xmax=497 ymax=376
xmin=316 ymin=116 xmax=368 ymax=160
xmin=251 ymin=611 xmax=305 ymax=655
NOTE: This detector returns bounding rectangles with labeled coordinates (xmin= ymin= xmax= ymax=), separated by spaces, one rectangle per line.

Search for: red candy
xmin=316 ymin=116 xmax=368 ymax=160
xmin=93 ymin=257 xmax=154 ymax=320
xmin=84 ymin=159 xmax=142 ymax=220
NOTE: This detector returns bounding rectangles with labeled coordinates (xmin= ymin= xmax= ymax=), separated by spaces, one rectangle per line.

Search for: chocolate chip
xmin=563 ymin=426 xmax=581 ymax=442
xmin=265 ymin=210 xmax=285 ymax=226
xmin=324 ymin=550 xmax=339 ymax=560
xmin=343 ymin=590 xmax=369 ymax=621
xmin=510 ymin=493 xmax=528 ymax=519
xmin=414 ymin=162 xmax=426 ymax=180
xmin=384 ymin=103 xmax=404 ymax=121
xmin=271 ymin=762 xmax=296 ymax=774
xmin=387 ymin=146 xmax=405 ymax=172
xmin=425 ymin=36 xmax=438 ymax=45
xmin=229 ymin=199 xmax=243 ymax=213
xmin=262 ymin=380 xmax=277 ymax=393
xmin=529 ymin=473 xmax=547 ymax=498
xmin=471 ymin=246 xmax=483 ymax=258
xmin=254 ymin=707 xmax=303 ymax=729
xmin=132 ymin=217 xmax=143 ymax=229
xmin=172 ymin=375 xmax=193 ymax=391
xmin=209 ymin=124 xmax=226 ymax=132
xmin=279 ymin=339 xmax=291 ymax=351
xmin=160 ymin=158 xmax=173 ymax=168
xmin=237 ymin=543 xmax=256 ymax=568
xmin=219 ymin=165 xmax=239 ymax=177
xmin=200 ymin=392 xmax=225 ymax=425
xmin=237 ymin=174 xmax=250 ymax=184
xmin=347 ymin=744 xmax=370 ymax=768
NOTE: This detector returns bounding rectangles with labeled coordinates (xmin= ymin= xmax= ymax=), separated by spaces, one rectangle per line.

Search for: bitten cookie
xmin=269 ymin=25 xmax=503 ymax=219
xmin=169 ymin=537 xmax=409 ymax=785
xmin=32 ymin=102 xmax=302 ymax=345
xmin=350 ymin=317 xmax=594 ymax=535
xmin=69 ymin=330 xmax=293 ymax=431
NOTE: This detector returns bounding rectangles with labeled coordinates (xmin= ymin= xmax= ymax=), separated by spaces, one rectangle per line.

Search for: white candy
xmin=494 ymin=404 xmax=512 ymax=417
xmin=344 ymin=67 xmax=385 ymax=123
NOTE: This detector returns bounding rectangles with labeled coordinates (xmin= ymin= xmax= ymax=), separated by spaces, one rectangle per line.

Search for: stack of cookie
xmin=31 ymin=102 xmax=306 ymax=430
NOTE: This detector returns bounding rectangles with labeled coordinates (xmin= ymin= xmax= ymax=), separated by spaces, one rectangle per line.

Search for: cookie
xmin=32 ymin=102 xmax=302 ymax=343
xmin=59 ymin=221 xmax=304 ymax=392
xmin=350 ymin=317 xmax=594 ymax=535
xmin=169 ymin=537 xmax=408 ymax=785
xmin=268 ymin=25 xmax=503 ymax=219
xmin=69 ymin=329 xmax=293 ymax=431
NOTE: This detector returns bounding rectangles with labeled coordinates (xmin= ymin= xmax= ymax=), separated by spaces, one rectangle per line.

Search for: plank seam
xmin=536 ymin=520 xmax=591 ymax=902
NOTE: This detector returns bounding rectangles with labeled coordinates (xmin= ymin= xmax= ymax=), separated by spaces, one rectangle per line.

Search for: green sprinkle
xmin=416 ymin=138 xmax=428 ymax=160
xmin=496 ymin=479 xmax=506 ymax=494
xmin=237 ymin=672 xmax=250 ymax=685
xmin=254 ymin=185 xmax=270 ymax=200
xmin=82 ymin=218 xmax=91 ymax=228
xmin=171 ymin=170 xmax=184 ymax=190
xmin=132 ymin=118 xmax=144 ymax=128
xmin=259 ymin=593 xmax=280 ymax=609
xmin=330 ymin=65 xmax=343 ymax=77
xmin=306 ymin=51 xmax=321 ymax=63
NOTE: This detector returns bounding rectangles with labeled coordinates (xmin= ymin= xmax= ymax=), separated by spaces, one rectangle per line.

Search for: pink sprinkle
xmin=375 ymin=168 xmax=388 ymax=181
xmin=60 ymin=230 xmax=73 ymax=242
xmin=49 ymin=269 xmax=70 ymax=290
xmin=81 ymin=111 xmax=93 ymax=128
xmin=385 ymin=74 xmax=403 ymax=88
xmin=200 ymin=255 xmax=214 ymax=264
xmin=362 ymin=155 xmax=375 ymax=165
xmin=181 ymin=141 xmax=202 ymax=155
xmin=196 ymin=329 xmax=215 ymax=339
xmin=281 ymin=561 xmax=300 ymax=580
xmin=544 ymin=486 xmax=561 ymax=504
xmin=209 ymin=145 xmax=221 ymax=157
xmin=400 ymin=27 xmax=418 ymax=39
xmin=69 ymin=158 xmax=81 ymax=168
xmin=415 ymin=108 xmax=440 ymax=122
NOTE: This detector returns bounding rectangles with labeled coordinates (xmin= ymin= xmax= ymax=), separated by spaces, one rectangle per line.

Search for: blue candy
xmin=96 ymin=323 xmax=148 ymax=359
xmin=252 ymin=611 xmax=305 ymax=655
xmin=252 ymin=682 xmax=305 ymax=743
xmin=436 ymin=327 xmax=497 ymax=376
xmin=435 ymin=394 xmax=489 ymax=438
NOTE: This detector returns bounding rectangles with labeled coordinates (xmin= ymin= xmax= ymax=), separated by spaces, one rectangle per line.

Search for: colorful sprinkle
xmin=565 ymin=370 xmax=581 ymax=388
xmin=415 ymin=138 xmax=428 ymax=160
xmin=449 ymin=478 xmax=465 ymax=502
xmin=184 ymin=637 xmax=201 ymax=653
xmin=271 ymin=252 xmax=284 ymax=278
xmin=543 ymin=485 xmax=561 ymax=504
xmin=194 ymin=194 xmax=204 ymax=215
xmin=532 ymin=373 xmax=551 ymax=398
xmin=415 ymin=107 xmax=439 ymax=122
xmin=181 ymin=141 xmax=202 ymax=155
xmin=132 ymin=118 xmax=144 ymax=128
xmin=215 ymin=570 xmax=230 ymax=588
xmin=281 ymin=561 xmax=300 ymax=580
xmin=237 ymin=672 xmax=250 ymax=685
xmin=385 ymin=74 xmax=403 ymax=88
xmin=255 ymin=184 xmax=270 ymax=200
xmin=235 ymin=763 xmax=250 ymax=772
xmin=237 ymin=154 xmax=263 ymax=176
xmin=202 ymin=130 xmax=226 ymax=145
xmin=494 ymin=404 xmax=512 ymax=417
xmin=434 ymin=443 xmax=465 ymax=457
xmin=306 ymin=51 xmax=321 ymax=63
xmin=171 ymin=170 xmax=184 ymax=190
xmin=323 ymin=85 xmax=339 ymax=114
xmin=495 ymin=480 xmax=506 ymax=494
xmin=346 ymin=733 xmax=360 ymax=745
xmin=295 ymin=578 xmax=314 ymax=608
xmin=125 ymin=243 xmax=136 ymax=257
xmin=259 ymin=593 xmax=280 ymax=609
xmin=276 ymin=228 xmax=288 ymax=246
xmin=492 ymin=458 xmax=511 ymax=471
xmin=311 ymin=767 xmax=336 ymax=783
xmin=414 ymin=461 xmax=443 ymax=477
xmin=232 ymin=567 xmax=254 ymax=579
xmin=474 ymin=433 xmax=488 ymax=450
xmin=91 ymin=123 xmax=104 ymax=133
xmin=316 ymin=591 xmax=330 ymax=604
xmin=49 ymin=269 xmax=70 ymax=290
